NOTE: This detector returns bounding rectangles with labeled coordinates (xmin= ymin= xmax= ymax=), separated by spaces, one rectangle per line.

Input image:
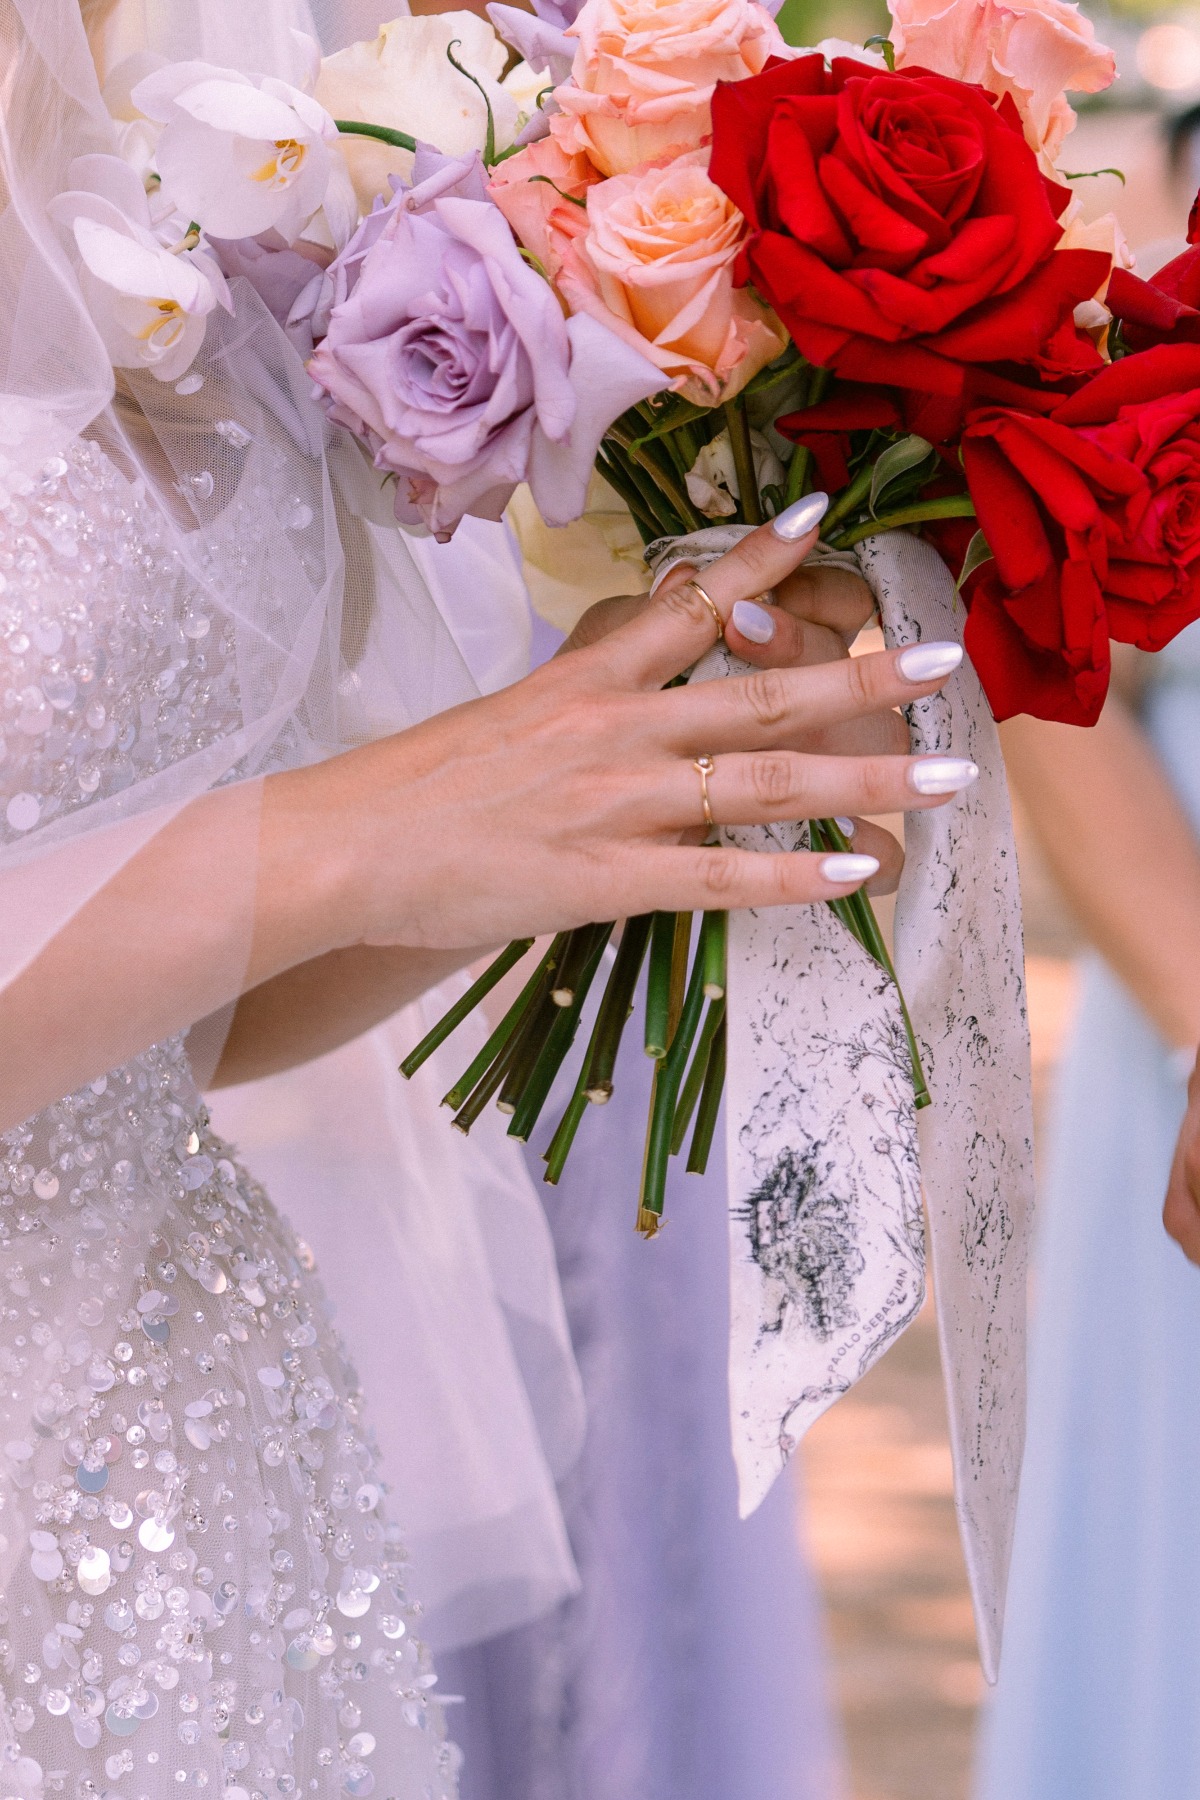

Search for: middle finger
xmin=650 ymin=640 xmax=964 ymax=752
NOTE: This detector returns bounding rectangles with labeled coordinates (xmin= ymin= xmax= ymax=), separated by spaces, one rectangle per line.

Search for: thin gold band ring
xmin=683 ymin=579 xmax=724 ymax=644
xmin=693 ymin=754 xmax=716 ymax=830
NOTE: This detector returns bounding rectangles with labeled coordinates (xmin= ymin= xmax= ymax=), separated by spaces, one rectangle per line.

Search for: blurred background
xmin=770 ymin=3 xmax=1200 ymax=1794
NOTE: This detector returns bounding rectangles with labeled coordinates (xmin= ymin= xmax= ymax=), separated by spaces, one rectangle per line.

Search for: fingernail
xmin=771 ymin=491 xmax=829 ymax=541
xmin=820 ymin=853 xmax=879 ymax=884
xmin=731 ymin=599 xmax=776 ymax=644
xmin=897 ymin=640 xmax=963 ymax=684
xmin=909 ymin=757 xmax=978 ymax=795
xmin=834 ymin=816 xmax=857 ymax=837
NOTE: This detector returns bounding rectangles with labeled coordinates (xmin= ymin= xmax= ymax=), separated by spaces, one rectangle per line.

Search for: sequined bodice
xmin=0 ymin=442 xmax=457 ymax=1798
xmin=0 ymin=438 xmax=239 ymax=842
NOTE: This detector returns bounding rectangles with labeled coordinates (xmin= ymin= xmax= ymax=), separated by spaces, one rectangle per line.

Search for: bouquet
xmin=297 ymin=0 xmax=1200 ymax=1240
xmin=60 ymin=0 xmax=1200 ymax=1673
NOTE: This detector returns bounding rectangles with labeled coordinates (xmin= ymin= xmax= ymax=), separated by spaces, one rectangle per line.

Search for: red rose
xmin=709 ymin=55 xmax=1110 ymax=396
xmin=1104 ymin=186 xmax=1200 ymax=351
xmin=962 ymin=345 xmax=1200 ymax=724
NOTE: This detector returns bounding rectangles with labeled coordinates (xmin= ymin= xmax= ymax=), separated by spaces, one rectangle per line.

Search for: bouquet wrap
xmin=651 ymin=527 xmax=1033 ymax=1680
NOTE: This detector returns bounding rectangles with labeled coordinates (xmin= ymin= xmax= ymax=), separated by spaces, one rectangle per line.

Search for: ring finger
xmin=655 ymin=746 xmax=978 ymax=831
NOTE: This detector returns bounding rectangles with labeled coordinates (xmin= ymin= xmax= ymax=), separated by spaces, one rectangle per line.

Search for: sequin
xmin=0 ymin=438 xmax=457 ymax=1800
xmin=5 ymin=793 xmax=39 ymax=832
xmin=214 ymin=420 xmax=253 ymax=451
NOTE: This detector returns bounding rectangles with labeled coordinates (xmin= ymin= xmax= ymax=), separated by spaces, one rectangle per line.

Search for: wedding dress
xmin=0 ymin=434 xmax=460 ymax=1798
xmin=0 ymin=1 xmax=585 ymax=1794
xmin=973 ymin=617 xmax=1200 ymax=1800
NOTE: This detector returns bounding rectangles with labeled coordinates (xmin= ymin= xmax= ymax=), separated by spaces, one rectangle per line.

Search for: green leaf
xmin=742 ymin=344 xmax=803 ymax=397
xmin=869 ymin=434 xmax=934 ymax=515
xmin=628 ymin=394 xmax=712 ymax=447
xmin=956 ymin=527 xmax=993 ymax=592
xmin=863 ymin=34 xmax=896 ymax=70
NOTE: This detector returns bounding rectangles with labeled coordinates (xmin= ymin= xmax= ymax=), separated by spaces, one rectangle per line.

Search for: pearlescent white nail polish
xmin=820 ymin=853 xmax=879 ymax=883
xmin=731 ymin=599 xmax=776 ymax=643
xmin=771 ymin=491 xmax=829 ymax=541
xmin=909 ymin=757 xmax=978 ymax=795
xmin=834 ymin=816 xmax=857 ymax=837
xmin=897 ymin=641 xmax=963 ymax=684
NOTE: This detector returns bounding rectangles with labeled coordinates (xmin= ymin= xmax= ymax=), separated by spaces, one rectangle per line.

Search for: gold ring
xmin=693 ymin=754 xmax=716 ymax=830
xmin=683 ymin=579 xmax=724 ymax=644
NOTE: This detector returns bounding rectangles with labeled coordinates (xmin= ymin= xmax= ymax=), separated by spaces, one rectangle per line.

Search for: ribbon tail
xmin=861 ymin=530 xmax=1034 ymax=1685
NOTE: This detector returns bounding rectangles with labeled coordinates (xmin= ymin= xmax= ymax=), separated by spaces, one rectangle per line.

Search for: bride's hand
xmin=561 ymin=505 xmax=907 ymax=885
xmin=304 ymin=505 xmax=974 ymax=953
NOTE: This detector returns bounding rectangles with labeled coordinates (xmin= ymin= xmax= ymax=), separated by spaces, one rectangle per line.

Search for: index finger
xmin=583 ymin=493 xmax=831 ymax=690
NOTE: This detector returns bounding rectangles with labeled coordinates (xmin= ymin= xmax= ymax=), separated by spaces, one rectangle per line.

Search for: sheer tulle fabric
xmin=0 ymin=3 xmax=585 ymax=1787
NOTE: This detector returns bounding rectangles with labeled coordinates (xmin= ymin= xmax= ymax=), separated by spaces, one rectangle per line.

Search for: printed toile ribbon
xmin=649 ymin=525 xmax=1033 ymax=1683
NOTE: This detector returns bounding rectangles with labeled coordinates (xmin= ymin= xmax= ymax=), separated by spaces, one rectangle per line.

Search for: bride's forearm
xmin=205 ymin=943 xmax=478 ymax=1088
xmin=0 ymin=769 xmax=348 ymax=1132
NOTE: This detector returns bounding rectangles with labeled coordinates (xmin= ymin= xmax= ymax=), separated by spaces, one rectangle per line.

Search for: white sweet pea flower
xmin=315 ymin=13 xmax=520 ymax=211
xmin=685 ymin=430 xmax=784 ymax=520
xmin=49 ymin=156 xmax=230 ymax=383
xmin=132 ymin=62 xmax=340 ymax=241
xmin=502 ymin=59 xmax=554 ymax=138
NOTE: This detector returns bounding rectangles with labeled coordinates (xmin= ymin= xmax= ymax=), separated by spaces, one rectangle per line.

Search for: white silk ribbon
xmin=649 ymin=525 xmax=1033 ymax=1682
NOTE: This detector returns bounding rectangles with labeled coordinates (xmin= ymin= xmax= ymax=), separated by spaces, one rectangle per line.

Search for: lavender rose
xmin=487 ymin=0 xmax=581 ymax=88
xmin=307 ymin=150 xmax=665 ymax=540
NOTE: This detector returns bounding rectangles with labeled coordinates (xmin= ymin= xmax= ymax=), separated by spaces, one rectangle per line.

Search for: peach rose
xmin=556 ymin=151 xmax=786 ymax=404
xmin=550 ymin=0 xmax=785 ymax=178
xmin=489 ymin=136 xmax=598 ymax=281
xmin=890 ymin=0 xmax=1115 ymax=163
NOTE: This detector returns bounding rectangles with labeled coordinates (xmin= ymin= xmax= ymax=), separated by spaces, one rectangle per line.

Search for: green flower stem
xmin=686 ymin=1010 xmax=726 ymax=1175
xmin=335 ymin=119 xmax=417 ymax=152
xmin=440 ymin=941 xmax=559 ymax=1110
xmin=666 ymin=911 xmax=692 ymax=1039
xmin=723 ymin=398 xmax=762 ymax=527
xmin=671 ymin=995 xmax=726 ymax=1155
xmin=596 ymin=448 xmax=663 ymax=543
xmin=830 ymin=494 xmax=976 ymax=551
xmin=783 ymin=442 xmax=812 ymax=508
xmin=400 ymin=938 xmax=534 ymax=1080
xmin=701 ymin=908 xmax=727 ymax=999
xmin=815 ymin=819 xmax=931 ymax=1110
xmin=582 ymin=913 xmax=653 ymax=1102
xmin=508 ymin=928 xmax=612 ymax=1141
xmin=608 ymin=422 xmax=704 ymax=532
xmin=843 ymin=885 xmax=931 ymax=1112
xmin=542 ymin=1082 xmax=590 ymax=1185
xmin=497 ymin=954 xmax=570 ymax=1113
xmin=644 ymin=912 xmax=678 ymax=1059
xmin=551 ymin=921 xmax=613 ymax=1006
xmin=606 ymin=441 xmax=683 ymax=537
xmin=452 ymin=1023 xmax=526 ymax=1135
xmin=637 ymin=912 xmax=716 ymax=1234
xmin=819 ymin=460 xmax=874 ymax=537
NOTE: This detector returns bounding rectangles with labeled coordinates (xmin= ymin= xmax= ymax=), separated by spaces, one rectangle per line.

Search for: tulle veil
xmin=0 ymin=0 xmax=584 ymax=1646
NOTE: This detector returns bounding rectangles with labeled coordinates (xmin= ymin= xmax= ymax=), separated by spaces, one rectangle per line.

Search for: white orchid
xmin=132 ymin=61 xmax=341 ymax=242
xmin=49 ymin=156 xmax=231 ymax=383
xmin=315 ymin=13 xmax=521 ymax=212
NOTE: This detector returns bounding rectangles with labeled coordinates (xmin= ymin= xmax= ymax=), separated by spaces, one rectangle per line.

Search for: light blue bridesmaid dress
xmin=974 ymin=617 xmax=1200 ymax=1799
xmin=438 ymin=612 xmax=845 ymax=1800
xmin=439 ymin=1034 xmax=846 ymax=1800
